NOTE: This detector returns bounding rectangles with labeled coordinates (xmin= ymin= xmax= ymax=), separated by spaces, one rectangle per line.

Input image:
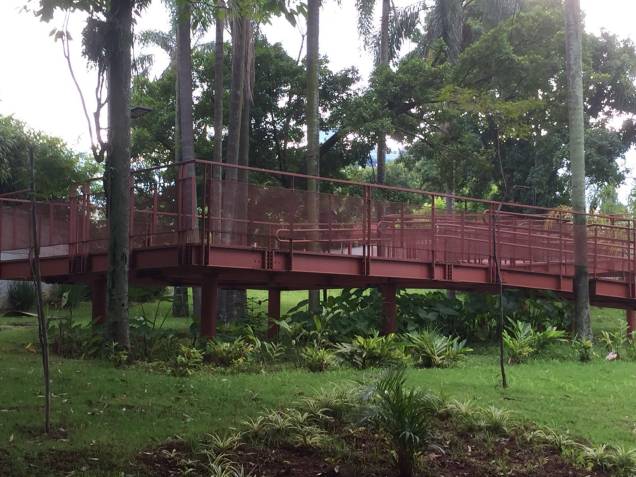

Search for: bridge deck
xmin=1 ymin=160 xmax=634 ymax=334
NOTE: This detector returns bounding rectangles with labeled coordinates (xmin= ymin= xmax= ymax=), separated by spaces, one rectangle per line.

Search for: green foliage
xmin=173 ymin=345 xmax=204 ymax=376
xmin=572 ymin=338 xmax=594 ymax=362
xmin=129 ymin=298 xmax=180 ymax=361
xmin=204 ymin=338 xmax=255 ymax=368
xmin=334 ymin=333 xmax=409 ymax=369
xmin=283 ymin=289 xmax=381 ymax=345
xmin=299 ymin=345 xmax=337 ymax=372
xmin=371 ymin=369 xmax=433 ymax=477
xmin=405 ymin=330 xmax=472 ymax=368
xmin=50 ymin=284 xmax=90 ymax=313
xmin=48 ymin=318 xmax=103 ymax=359
xmin=128 ymin=286 xmax=167 ymax=303
xmin=0 ymin=115 xmax=98 ymax=198
xmin=578 ymin=443 xmax=636 ymax=476
xmin=503 ymin=320 xmax=566 ymax=364
xmin=598 ymin=323 xmax=636 ymax=361
xmin=7 ymin=281 xmax=36 ymax=312
xmin=242 ymin=407 xmax=327 ymax=448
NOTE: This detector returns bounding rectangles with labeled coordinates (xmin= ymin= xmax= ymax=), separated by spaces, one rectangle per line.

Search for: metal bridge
xmin=1 ymin=160 xmax=635 ymax=336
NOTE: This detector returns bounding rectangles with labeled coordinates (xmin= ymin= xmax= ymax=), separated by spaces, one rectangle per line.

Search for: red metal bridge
xmin=1 ymin=160 xmax=635 ymax=336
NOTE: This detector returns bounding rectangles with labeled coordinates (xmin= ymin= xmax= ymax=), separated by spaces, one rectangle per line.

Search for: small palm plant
xmin=372 ymin=369 xmax=433 ymax=477
xmin=405 ymin=330 xmax=472 ymax=368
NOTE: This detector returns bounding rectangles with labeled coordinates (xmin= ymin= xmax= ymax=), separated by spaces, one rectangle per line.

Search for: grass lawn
xmin=0 ymin=298 xmax=634 ymax=476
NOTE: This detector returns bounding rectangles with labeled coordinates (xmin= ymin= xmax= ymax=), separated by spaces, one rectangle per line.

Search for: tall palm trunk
xmin=220 ymin=16 xmax=248 ymax=322
xmin=565 ymin=0 xmax=591 ymax=338
xmin=106 ymin=0 xmax=133 ymax=348
xmin=174 ymin=0 xmax=197 ymax=318
xmin=306 ymin=0 xmax=321 ymax=315
xmin=376 ymin=0 xmax=390 ymax=186
xmin=212 ymin=0 xmax=225 ymax=237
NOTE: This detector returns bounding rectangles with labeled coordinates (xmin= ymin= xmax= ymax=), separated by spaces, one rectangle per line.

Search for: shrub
xmin=173 ymin=345 xmax=204 ymax=376
xmin=334 ymin=333 xmax=409 ymax=369
xmin=503 ymin=320 xmax=565 ymax=364
xmin=371 ymin=369 xmax=433 ymax=477
xmin=49 ymin=284 xmax=90 ymax=313
xmin=405 ymin=330 xmax=472 ymax=368
xmin=257 ymin=341 xmax=286 ymax=364
xmin=8 ymin=281 xmax=36 ymax=312
xmin=572 ymin=338 xmax=594 ymax=362
xmin=300 ymin=346 xmax=337 ymax=372
xmin=48 ymin=318 xmax=103 ymax=358
xmin=242 ymin=408 xmax=326 ymax=448
xmin=204 ymin=338 xmax=254 ymax=368
xmin=598 ymin=324 xmax=636 ymax=361
xmin=128 ymin=286 xmax=167 ymax=303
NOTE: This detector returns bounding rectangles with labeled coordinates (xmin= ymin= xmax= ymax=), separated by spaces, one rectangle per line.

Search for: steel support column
xmin=91 ymin=276 xmax=107 ymax=325
xmin=267 ymin=288 xmax=281 ymax=340
xmin=200 ymin=275 xmax=219 ymax=339
xmin=380 ymin=284 xmax=397 ymax=335
xmin=627 ymin=310 xmax=636 ymax=337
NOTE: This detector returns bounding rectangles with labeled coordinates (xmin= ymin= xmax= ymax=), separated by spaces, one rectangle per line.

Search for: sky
xmin=0 ymin=0 xmax=635 ymax=198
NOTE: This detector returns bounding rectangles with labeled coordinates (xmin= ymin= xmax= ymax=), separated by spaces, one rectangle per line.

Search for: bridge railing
xmin=0 ymin=159 xmax=634 ymax=287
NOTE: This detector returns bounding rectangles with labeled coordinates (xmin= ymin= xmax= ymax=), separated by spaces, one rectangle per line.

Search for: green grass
xmin=0 ymin=300 xmax=634 ymax=475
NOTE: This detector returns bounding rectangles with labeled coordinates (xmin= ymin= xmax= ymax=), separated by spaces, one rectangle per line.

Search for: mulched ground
xmin=134 ymin=425 xmax=608 ymax=477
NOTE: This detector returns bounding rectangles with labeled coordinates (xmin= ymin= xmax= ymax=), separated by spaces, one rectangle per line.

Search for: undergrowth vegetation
xmin=132 ymin=369 xmax=625 ymax=477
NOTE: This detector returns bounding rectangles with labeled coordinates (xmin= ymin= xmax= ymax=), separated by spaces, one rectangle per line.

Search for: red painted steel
xmin=1 ymin=160 xmax=635 ymax=308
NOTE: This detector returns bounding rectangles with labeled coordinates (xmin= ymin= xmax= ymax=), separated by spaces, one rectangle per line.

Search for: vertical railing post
xmin=559 ymin=212 xmax=564 ymax=288
xmin=593 ymin=224 xmax=598 ymax=278
xmin=176 ymin=163 xmax=182 ymax=240
xmin=461 ymin=201 xmax=466 ymax=264
xmin=151 ymin=182 xmax=158 ymax=247
xmin=327 ymin=194 xmax=333 ymax=253
xmin=431 ymin=195 xmax=436 ymax=274
xmin=400 ymin=202 xmax=405 ymax=258
xmin=0 ymin=201 xmax=3 ymax=259
xmin=48 ymin=202 xmax=53 ymax=247
xmin=128 ymin=176 xmax=135 ymax=251
xmin=202 ymin=163 xmax=208 ymax=262
xmin=82 ymin=183 xmax=90 ymax=256
xmin=488 ymin=204 xmax=494 ymax=283
xmin=621 ymin=221 xmax=632 ymax=297
xmin=68 ymin=186 xmax=77 ymax=258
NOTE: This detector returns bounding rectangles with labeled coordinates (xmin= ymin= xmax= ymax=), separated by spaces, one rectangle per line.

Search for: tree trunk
xmin=306 ymin=0 xmax=321 ymax=315
xmin=175 ymin=0 xmax=198 ymax=318
xmin=212 ymin=0 xmax=225 ymax=240
xmin=565 ymin=0 xmax=591 ymax=339
xmin=106 ymin=0 xmax=133 ymax=348
xmin=220 ymin=16 xmax=248 ymax=321
xmin=223 ymin=16 xmax=246 ymax=235
xmin=212 ymin=1 xmax=234 ymax=321
xmin=376 ymin=0 xmax=390 ymax=186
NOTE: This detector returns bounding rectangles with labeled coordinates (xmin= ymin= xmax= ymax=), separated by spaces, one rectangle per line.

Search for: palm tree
xmin=355 ymin=0 xmax=397 ymax=185
xmin=306 ymin=0 xmax=321 ymax=314
xmin=564 ymin=0 xmax=590 ymax=338
xmin=168 ymin=0 xmax=200 ymax=318
xmin=106 ymin=0 xmax=135 ymax=348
